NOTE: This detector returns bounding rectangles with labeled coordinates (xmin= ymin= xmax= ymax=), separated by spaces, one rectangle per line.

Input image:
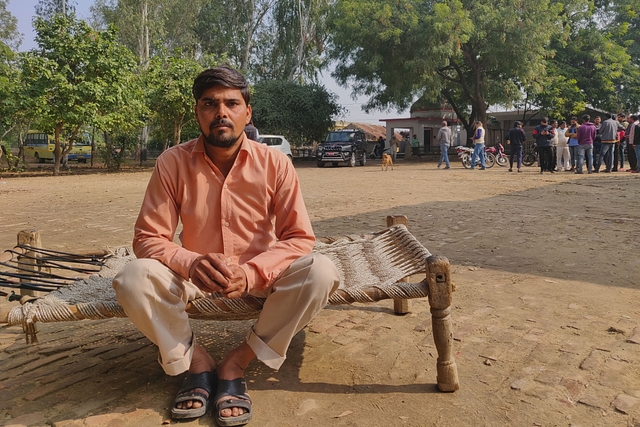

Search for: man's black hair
xmin=582 ymin=114 xmax=591 ymax=122
xmin=514 ymin=121 xmax=522 ymax=127
xmin=559 ymin=120 xmax=566 ymax=126
xmin=192 ymin=65 xmax=250 ymax=105
xmin=631 ymin=115 xmax=638 ymax=122
xmin=571 ymin=116 xmax=578 ymax=121
xmin=541 ymin=117 xmax=548 ymax=123
xmin=617 ymin=113 xmax=625 ymax=118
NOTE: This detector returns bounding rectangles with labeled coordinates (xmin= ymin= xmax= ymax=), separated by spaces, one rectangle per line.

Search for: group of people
xmin=505 ymin=113 xmax=640 ymax=174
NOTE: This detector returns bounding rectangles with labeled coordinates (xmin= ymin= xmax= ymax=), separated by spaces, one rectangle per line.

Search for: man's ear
xmin=246 ymin=105 xmax=252 ymax=125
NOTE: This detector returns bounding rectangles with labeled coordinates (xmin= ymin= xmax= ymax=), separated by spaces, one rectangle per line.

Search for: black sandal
xmin=214 ymin=378 xmax=253 ymax=426
xmin=171 ymin=370 xmax=216 ymax=420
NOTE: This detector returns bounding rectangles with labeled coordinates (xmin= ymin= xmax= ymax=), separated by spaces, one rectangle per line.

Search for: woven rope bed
xmin=1 ymin=221 xmax=460 ymax=391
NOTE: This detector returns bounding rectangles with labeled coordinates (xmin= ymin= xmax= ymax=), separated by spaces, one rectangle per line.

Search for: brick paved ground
xmin=2 ymin=268 xmax=640 ymax=426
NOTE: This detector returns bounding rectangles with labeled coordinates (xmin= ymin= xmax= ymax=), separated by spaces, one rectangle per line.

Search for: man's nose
xmin=215 ymin=104 xmax=229 ymax=118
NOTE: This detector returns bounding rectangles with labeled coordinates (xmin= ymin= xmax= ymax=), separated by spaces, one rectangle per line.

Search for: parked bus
xmin=24 ymin=131 xmax=92 ymax=163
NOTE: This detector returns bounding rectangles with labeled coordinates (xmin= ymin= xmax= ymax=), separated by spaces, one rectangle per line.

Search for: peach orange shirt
xmin=133 ymin=135 xmax=315 ymax=291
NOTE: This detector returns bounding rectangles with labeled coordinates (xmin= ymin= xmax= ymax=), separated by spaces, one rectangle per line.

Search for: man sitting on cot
xmin=113 ymin=65 xmax=340 ymax=426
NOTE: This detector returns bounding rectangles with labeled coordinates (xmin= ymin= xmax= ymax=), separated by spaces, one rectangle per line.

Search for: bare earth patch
xmin=1 ymin=160 xmax=640 ymax=426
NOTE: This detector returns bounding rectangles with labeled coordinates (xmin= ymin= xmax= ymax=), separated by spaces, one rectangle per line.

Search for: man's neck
xmin=204 ymin=137 xmax=243 ymax=177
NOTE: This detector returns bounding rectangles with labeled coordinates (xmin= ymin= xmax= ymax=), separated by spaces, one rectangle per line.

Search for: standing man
xmin=113 ymin=66 xmax=340 ymax=426
xmin=576 ymin=114 xmax=597 ymax=174
xmin=436 ymin=120 xmax=452 ymax=169
xmin=595 ymin=113 xmax=621 ymax=173
xmin=550 ymin=120 xmax=559 ymax=170
xmin=506 ymin=121 xmax=526 ymax=172
xmin=470 ymin=121 xmax=486 ymax=170
xmin=593 ymin=116 xmax=602 ymax=168
xmin=626 ymin=114 xmax=638 ymax=172
xmin=411 ymin=134 xmax=420 ymax=158
xmin=613 ymin=113 xmax=628 ymax=171
xmin=244 ymin=120 xmax=259 ymax=141
xmin=556 ymin=120 xmax=571 ymax=172
xmin=532 ymin=117 xmax=555 ymax=174
xmin=566 ymin=117 xmax=580 ymax=171
xmin=389 ymin=137 xmax=398 ymax=162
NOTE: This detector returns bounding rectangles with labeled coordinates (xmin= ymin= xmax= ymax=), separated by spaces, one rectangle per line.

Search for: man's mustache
xmin=210 ymin=119 xmax=234 ymax=130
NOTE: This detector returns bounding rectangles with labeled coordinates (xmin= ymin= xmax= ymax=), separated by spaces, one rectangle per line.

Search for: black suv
xmin=316 ymin=129 xmax=368 ymax=167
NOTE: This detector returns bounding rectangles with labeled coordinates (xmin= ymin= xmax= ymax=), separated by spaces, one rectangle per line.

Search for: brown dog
xmin=381 ymin=153 xmax=394 ymax=170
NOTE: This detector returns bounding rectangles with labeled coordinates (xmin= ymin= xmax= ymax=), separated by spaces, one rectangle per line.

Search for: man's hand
xmin=221 ymin=265 xmax=248 ymax=299
xmin=189 ymin=254 xmax=248 ymax=298
xmin=189 ymin=253 xmax=233 ymax=293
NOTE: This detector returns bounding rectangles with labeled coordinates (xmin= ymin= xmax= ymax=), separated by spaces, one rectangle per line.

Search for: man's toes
xmin=220 ymin=408 xmax=232 ymax=417
xmin=191 ymin=401 xmax=202 ymax=409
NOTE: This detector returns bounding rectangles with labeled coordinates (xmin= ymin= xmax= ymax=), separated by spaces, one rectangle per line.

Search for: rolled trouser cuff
xmin=246 ymin=328 xmax=285 ymax=370
xmin=160 ymin=333 xmax=196 ymax=376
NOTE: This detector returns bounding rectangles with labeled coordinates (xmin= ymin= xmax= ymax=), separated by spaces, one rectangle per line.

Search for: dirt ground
xmin=1 ymin=158 xmax=640 ymax=427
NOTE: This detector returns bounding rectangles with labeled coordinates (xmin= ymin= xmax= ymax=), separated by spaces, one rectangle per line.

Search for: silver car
xmin=257 ymin=135 xmax=293 ymax=160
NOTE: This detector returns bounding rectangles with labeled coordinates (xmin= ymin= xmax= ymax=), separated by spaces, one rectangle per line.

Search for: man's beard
xmin=203 ymin=119 xmax=241 ymax=148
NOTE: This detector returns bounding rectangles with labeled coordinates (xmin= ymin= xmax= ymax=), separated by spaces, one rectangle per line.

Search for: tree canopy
xmin=329 ymin=0 xmax=640 ymax=132
xmin=21 ymin=14 xmax=145 ymax=175
xmin=0 ymin=0 xmax=21 ymax=49
xmin=251 ymin=80 xmax=343 ymax=144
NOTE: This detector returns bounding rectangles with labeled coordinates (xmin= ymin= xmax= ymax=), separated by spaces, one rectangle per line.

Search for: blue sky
xmin=6 ymin=0 xmax=407 ymax=124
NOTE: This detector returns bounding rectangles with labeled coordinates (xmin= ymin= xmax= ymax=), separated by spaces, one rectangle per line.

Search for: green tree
xmin=254 ymin=0 xmax=329 ymax=81
xmin=329 ymin=0 xmax=563 ymax=136
xmin=251 ymin=80 xmax=343 ymax=144
xmin=146 ymin=50 xmax=214 ymax=150
xmin=21 ymin=14 xmax=144 ymax=175
xmin=35 ymin=0 xmax=77 ymax=18
xmin=0 ymin=0 xmax=21 ymax=49
xmin=195 ymin=0 xmax=276 ymax=74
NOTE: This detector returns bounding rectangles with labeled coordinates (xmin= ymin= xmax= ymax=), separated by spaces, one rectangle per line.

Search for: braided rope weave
xmin=6 ymin=225 xmax=431 ymax=327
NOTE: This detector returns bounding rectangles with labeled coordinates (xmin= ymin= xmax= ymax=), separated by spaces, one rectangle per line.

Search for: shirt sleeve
xmin=132 ymin=154 xmax=201 ymax=280
xmin=239 ymin=158 xmax=315 ymax=291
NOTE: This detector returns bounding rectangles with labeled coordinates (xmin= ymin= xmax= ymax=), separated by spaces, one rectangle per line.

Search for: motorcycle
xmin=485 ymin=142 xmax=508 ymax=167
xmin=456 ymin=146 xmax=495 ymax=169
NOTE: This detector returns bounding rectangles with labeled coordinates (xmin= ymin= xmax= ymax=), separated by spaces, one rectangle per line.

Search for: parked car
xmin=257 ymin=135 xmax=293 ymax=160
xmin=316 ymin=129 xmax=368 ymax=167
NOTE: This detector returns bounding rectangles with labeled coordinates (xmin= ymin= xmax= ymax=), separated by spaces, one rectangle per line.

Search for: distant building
xmin=379 ymin=98 xmax=464 ymax=153
xmin=334 ymin=121 xmax=402 ymax=142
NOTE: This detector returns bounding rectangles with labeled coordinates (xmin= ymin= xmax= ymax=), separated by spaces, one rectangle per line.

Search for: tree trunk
xmin=53 ymin=122 xmax=63 ymax=177
xmin=173 ymin=119 xmax=182 ymax=146
xmin=138 ymin=0 xmax=150 ymax=167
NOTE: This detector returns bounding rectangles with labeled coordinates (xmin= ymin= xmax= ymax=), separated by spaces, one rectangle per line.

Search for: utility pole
xmin=61 ymin=0 xmax=66 ymax=15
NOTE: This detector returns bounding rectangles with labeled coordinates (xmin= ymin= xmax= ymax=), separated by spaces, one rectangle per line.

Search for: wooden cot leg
xmin=386 ymin=215 xmax=412 ymax=314
xmin=426 ymin=255 xmax=460 ymax=392
xmin=17 ymin=230 xmax=42 ymax=297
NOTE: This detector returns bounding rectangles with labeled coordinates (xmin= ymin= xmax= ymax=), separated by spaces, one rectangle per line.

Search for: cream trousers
xmin=112 ymin=253 xmax=340 ymax=376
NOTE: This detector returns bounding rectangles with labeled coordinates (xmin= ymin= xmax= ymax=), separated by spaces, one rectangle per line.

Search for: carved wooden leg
xmin=386 ymin=215 xmax=412 ymax=314
xmin=426 ymin=255 xmax=460 ymax=391
xmin=17 ymin=230 xmax=42 ymax=297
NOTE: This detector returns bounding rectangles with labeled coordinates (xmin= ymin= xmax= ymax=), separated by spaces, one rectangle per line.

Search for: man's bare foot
xmin=216 ymin=343 xmax=256 ymax=418
xmin=175 ymin=344 xmax=216 ymax=410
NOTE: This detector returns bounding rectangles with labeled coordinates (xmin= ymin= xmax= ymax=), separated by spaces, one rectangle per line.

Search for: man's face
xmin=594 ymin=117 xmax=601 ymax=125
xmin=617 ymin=116 xmax=624 ymax=123
xmin=194 ymin=86 xmax=251 ymax=149
xmin=571 ymin=119 xmax=577 ymax=126
xmin=552 ymin=122 xmax=558 ymax=128
xmin=560 ymin=123 xmax=566 ymax=129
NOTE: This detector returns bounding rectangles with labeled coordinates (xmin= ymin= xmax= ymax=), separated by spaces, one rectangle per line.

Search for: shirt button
xmin=223 ymin=184 xmax=228 ymax=189
xmin=225 ymin=222 xmax=230 ymax=227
